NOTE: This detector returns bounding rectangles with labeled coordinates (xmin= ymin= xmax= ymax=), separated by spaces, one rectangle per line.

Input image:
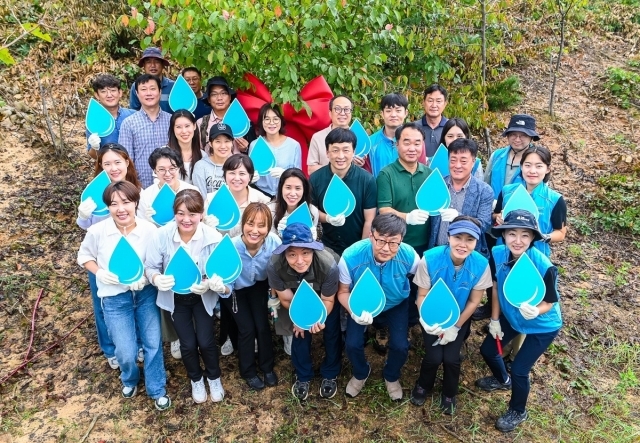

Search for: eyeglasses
xmin=209 ymin=91 xmax=229 ymax=98
xmin=156 ymin=167 xmax=179 ymax=175
xmin=332 ymin=106 xmax=352 ymax=115
xmin=371 ymin=234 xmax=401 ymax=251
xmin=263 ymin=117 xmax=281 ymax=124
xmin=507 ymin=133 xmax=530 ymax=139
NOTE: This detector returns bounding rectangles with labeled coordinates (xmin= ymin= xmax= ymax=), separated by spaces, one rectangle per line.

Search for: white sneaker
xmin=107 ymin=356 xmax=119 ymax=370
xmin=283 ymin=334 xmax=292 ymax=356
xmin=208 ymin=377 xmax=225 ymax=402
xmin=221 ymin=338 xmax=234 ymax=356
xmin=191 ymin=377 xmax=207 ymax=403
xmin=254 ymin=338 xmax=258 ymax=353
xmin=137 ymin=348 xmax=144 ymax=363
xmin=171 ymin=340 xmax=182 ymax=359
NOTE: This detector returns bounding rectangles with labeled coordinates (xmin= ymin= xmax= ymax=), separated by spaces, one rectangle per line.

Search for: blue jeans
xmin=480 ymin=316 xmax=559 ymax=413
xmin=87 ymin=271 xmax=115 ymax=358
xmin=102 ymin=285 xmax=166 ymax=399
xmin=345 ymin=299 xmax=409 ymax=382
xmin=291 ymin=303 xmax=342 ymax=382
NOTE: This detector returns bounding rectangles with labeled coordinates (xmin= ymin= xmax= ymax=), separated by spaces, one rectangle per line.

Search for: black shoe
xmin=410 ymin=383 xmax=428 ymax=406
xmin=372 ymin=326 xmax=389 ymax=355
xmin=472 ymin=304 xmax=491 ymax=321
xmin=319 ymin=378 xmax=338 ymax=399
xmin=475 ymin=376 xmax=512 ymax=392
xmin=292 ymin=380 xmax=310 ymax=401
xmin=495 ymin=409 xmax=528 ymax=432
xmin=503 ymin=358 xmax=512 ymax=374
xmin=440 ymin=394 xmax=456 ymax=415
xmin=264 ymin=371 xmax=278 ymax=387
xmin=245 ymin=375 xmax=265 ymax=390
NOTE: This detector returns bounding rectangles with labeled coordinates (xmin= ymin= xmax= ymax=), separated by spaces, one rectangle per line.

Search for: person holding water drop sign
xmin=337 ymin=214 xmax=420 ymax=401
xmin=410 ymin=216 xmax=492 ymax=414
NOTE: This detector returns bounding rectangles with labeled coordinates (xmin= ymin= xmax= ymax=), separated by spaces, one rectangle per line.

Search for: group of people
xmin=75 ymin=47 xmax=567 ymax=433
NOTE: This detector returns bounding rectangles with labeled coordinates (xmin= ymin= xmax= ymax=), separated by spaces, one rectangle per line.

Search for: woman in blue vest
xmin=410 ymin=216 xmax=493 ymax=413
xmin=475 ymin=209 xmax=562 ymax=433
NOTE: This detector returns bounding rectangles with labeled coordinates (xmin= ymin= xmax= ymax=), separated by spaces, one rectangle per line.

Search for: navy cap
xmin=448 ymin=219 xmax=482 ymax=240
xmin=273 ymin=223 xmax=324 ymax=255
xmin=502 ymin=114 xmax=540 ymax=141
xmin=205 ymin=76 xmax=236 ymax=99
xmin=208 ymin=122 xmax=234 ymax=141
xmin=492 ymin=209 xmax=545 ymax=241
xmin=138 ymin=47 xmax=170 ymax=67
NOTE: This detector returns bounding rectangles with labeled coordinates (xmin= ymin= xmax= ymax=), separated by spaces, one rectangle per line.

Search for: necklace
xmin=115 ymin=220 xmax=136 ymax=235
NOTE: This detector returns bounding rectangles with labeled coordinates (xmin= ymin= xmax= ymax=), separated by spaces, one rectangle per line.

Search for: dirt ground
xmin=0 ymin=32 xmax=639 ymax=442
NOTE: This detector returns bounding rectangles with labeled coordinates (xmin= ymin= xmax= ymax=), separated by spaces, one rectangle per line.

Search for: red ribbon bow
xmin=236 ymin=73 xmax=333 ymax=177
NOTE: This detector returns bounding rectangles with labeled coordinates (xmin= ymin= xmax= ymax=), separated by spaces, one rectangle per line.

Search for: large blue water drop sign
xmin=286 ymin=202 xmax=313 ymax=228
xmin=168 ymin=74 xmax=198 ymax=113
xmin=350 ymin=119 xmax=371 ymax=158
xmin=415 ymin=169 xmax=451 ymax=215
xmin=322 ymin=174 xmax=356 ymax=218
xmin=502 ymin=184 xmax=540 ymax=220
xmin=165 ymin=246 xmax=202 ymax=294
xmin=249 ymin=136 xmax=276 ymax=176
xmin=108 ymin=236 xmax=144 ymax=285
xmin=429 ymin=144 xmax=449 ymax=177
xmin=348 ymin=268 xmax=386 ymax=317
xmin=222 ymin=99 xmax=250 ymax=138
xmin=503 ymin=252 xmax=545 ymax=308
xmin=289 ymin=280 xmax=328 ymax=330
xmin=85 ymin=98 xmax=115 ymax=137
xmin=80 ymin=170 xmax=111 ymax=217
xmin=419 ymin=278 xmax=460 ymax=330
xmin=206 ymin=184 xmax=241 ymax=231
xmin=150 ymin=183 xmax=176 ymax=226
xmin=205 ymin=234 xmax=243 ymax=285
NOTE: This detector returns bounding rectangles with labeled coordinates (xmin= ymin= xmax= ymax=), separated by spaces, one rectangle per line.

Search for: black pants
xmin=220 ymin=280 xmax=274 ymax=378
xmin=408 ymin=243 xmax=429 ymax=327
xmin=417 ymin=319 xmax=471 ymax=397
xmin=483 ymin=232 xmax=498 ymax=309
xmin=171 ymin=293 xmax=220 ymax=382
xmin=219 ymin=297 xmax=239 ymax=349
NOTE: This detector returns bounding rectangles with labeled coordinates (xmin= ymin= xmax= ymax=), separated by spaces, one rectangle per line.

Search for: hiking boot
xmin=154 ymin=395 xmax=171 ymax=411
xmin=372 ymin=326 xmax=389 ymax=354
xmin=191 ymin=377 xmax=207 ymax=403
xmin=170 ymin=340 xmax=182 ymax=359
xmin=208 ymin=377 xmax=225 ymax=402
xmin=107 ymin=356 xmax=119 ymax=370
xmin=221 ymin=338 xmax=234 ymax=356
xmin=410 ymin=383 xmax=428 ymax=406
xmin=472 ymin=304 xmax=491 ymax=321
xmin=319 ymin=378 xmax=338 ymax=399
xmin=495 ymin=409 xmax=528 ymax=432
xmin=475 ymin=375 xmax=512 ymax=392
xmin=282 ymin=334 xmax=292 ymax=356
xmin=245 ymin=375 xmax=265 ymax=391
xmin=122 ymin=386 xmax=137 ymax=398
xmin=264 ymin=371 xmax=278 ymax=387
xmin=440 ymin=394 xmax=456 ymax=415
xmin=385 ymin=379 xmax=403 ymax=401
xmin=291 ymin=380 xmax=310 ymax=401
xmin=137 ymin=348 xmax=144 ymax=363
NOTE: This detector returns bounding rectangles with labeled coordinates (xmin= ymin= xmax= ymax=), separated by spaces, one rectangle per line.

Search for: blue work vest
xmin=493 ymin=245 xmax=562 ymax=334
xmin=489 ymin=146 xmax=525 ymax=198
xmin=423 ymin=245 xmax=488 ymax=310
xmin=342 ymin=239 xmax=416 ymax=311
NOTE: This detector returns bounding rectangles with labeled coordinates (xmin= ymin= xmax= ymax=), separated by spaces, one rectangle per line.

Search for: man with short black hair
xmin=181 ymin=67 xmax=211 ymax=119
xmin=86 ymin=74 xmax=135 ymax=159
xmin=414 ymin=84 xmax=449 ymax=158
xmin=119 ymin=74 xmax=171 ymax=188
xmin=129 ymin=47 xmax=175 ymax=114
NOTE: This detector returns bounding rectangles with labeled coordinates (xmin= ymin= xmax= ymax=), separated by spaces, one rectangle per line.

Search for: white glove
xmin=145 ymin=206 xmax=157 ymax=222
xmin=489 ymin=318 xmax=504 ymax=340
xmin=203 ymin=214 xmax=219 ymax=229
xmin=270 ymin=167 xmax=285 ymax=178
xmin=439 ymin=326 xmax=460 ymax=345
xmin=492 ymin=199 xmax=497 ymax=211
xmin=251 ymin=171 xmax=260 ymax=183
xmin=153 ymin=274 xmax=175 ymax=292
xmin=88 ymin=133 xmax=101 ymax=150
xmin=311 ymin=227 xmax=318 ymax=240
xmin=78 ymin=198 xmax=97 ymax=220
xmin=439 ymin=208 xmax=459 ymax=222
xmin=129 ymin=276 xmax=148 ymax=291
xmin=208 ymin=275 xmax=226 ymax=294
xmin=326 ymin=214 xmax=346 ymax=226
xmin=277 ymin=216 xmax=288 ymax=234
xmin=519 ymin=302 xmax=540 ymax=320
xmin=406 ymin=209 xmax=430 ymax=225
xmin=267 ymin=296 xmax=281 ymax=310
xmin=189 ymin=281 xmax=209 ymax=295
xmin=420 ymin=318 xmax=443 ymax=336
xmin=351 ymin=310 xmax=373 ymax=326
xmin=96 ymin=269 xmax=120 ymax=286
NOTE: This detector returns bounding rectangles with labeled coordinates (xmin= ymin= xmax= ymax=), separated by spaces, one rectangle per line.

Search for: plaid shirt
xmin=118 ymin=109 xmax=171 ymax=187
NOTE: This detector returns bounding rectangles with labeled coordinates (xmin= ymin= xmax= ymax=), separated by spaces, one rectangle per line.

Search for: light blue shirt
xmin=250 ymin=137 xmax=301 ymax=196
xmin=231 ymin=232 xmax=282 ymax=290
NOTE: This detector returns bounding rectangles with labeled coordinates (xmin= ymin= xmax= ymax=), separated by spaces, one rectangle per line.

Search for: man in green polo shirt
xmin=377 ymin=122 xmax=432 ymax=331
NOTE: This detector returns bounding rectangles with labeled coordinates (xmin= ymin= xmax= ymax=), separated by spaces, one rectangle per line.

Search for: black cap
xmin=492 ymin=209 xmax=545 ymax=241
xmin=204 ymin=76 xmax=236 ymax=99
xmin=501 ymin=114 xmax=540 ymax=141
xmin=208 ymin=122 xmax=234 ymax=141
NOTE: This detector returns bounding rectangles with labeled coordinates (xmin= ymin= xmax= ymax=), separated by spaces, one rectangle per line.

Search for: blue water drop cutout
xmin=322 ymin=174 xmax=356 ymax=218
xmin=206 ymin=184 xmax=241 ymax=231
xmin=249 ymin=136 xmax=276 ymax=176
xmin=168 ymin=75 xmax=198 ymax=113
xmin=415 ymin=169 xmax=451 ymax=215
xmin=503 ymin=252 xmax=545 ymax=308
xmin=108 ymin=237 xmax=144 ymax=285
xmin=222 ymin=99 xmax=250 ymax=138
xmin=150 ymin=184 xmax=176 ymax=226
xmin=286 ymin=202 xmax=313 ymax=228
xmin=205 ymin=234 xmax=243 ymax=285
xmin=165 ymin=246 xmax=202 ymax=294
xmin=80 ymin=170 xmax=111 ymax=217
xmin=419 ymin=278 xmax=461 ymax=330
xmin=429 ymin=144 xmax=449 ymax=177
xmin=350 ymin=120 xmax=371 ymax=158
xmin=85 ymin=98 xmax=116 ymax=138
xmin=348 ymin=268 xmax=386 ymax=317
xmin=289 ymin=280 xmax=328 ymax=330
xmin=502 ymin=184 xmax=540 ymax=220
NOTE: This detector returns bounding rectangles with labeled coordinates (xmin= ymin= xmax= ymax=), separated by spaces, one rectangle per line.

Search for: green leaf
xmin=0 ymin=48 xmax=15 ymax=65
xmin=22 ymin=23 xmax=52 ymax=43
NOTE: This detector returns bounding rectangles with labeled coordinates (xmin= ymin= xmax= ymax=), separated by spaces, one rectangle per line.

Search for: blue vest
xmin=342 ymin=239 xmax=415 ymax=311
xmin=368 ymin=129 xmax=396 ymax=178
xmin=493 ymin=245 xmax=562 ymax=334
xmin=488 ymin=146 xmax=524 ymax=198
xmin=501 ymin=182 xmax=561 ymax=257
xmin=423 ymin=245 xmax=488 ymax=310
xmin=472 ymin=158 xmax=481 ymax=176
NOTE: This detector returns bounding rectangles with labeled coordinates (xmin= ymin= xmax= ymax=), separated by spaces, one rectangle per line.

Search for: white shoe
xmin=107 ymin=356 xmax=119 ymax=370
xmin=208 ymin=377 xmax=225 ymax=402
xmin=221 ymin=338 xmax=234 ymax=356
xmin=283 ymin=335 xmax=292 ymax=356
xmin=254 ymin=338 xmax=258 ymax=353
xmin=191 ymin=377 xmax=207 ymax=403
xmin=137 ymin=348 xmax=144 ymax=363
xmin=171 ymin=340 xmax=182 ymax=359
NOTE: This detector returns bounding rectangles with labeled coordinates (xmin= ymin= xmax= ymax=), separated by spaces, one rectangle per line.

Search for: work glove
xmin=267 ymin=296 xmax=281 ymax=310
xmin=406 ymin=209 xmax=430 ymax=225
xmin=326 ymin=214 xmax=346 ymax=226
xmin=439 ymin=208 xmax=459 ymax=222
xmin=489 ymin=318 xmax=504 ymax=339
xmin=203 ymin=214 xmax=219 ymax=229
xmin=78 ymin=198 xmax=97 ymax=220
xmin=438 ymin=326 xmax=460 ymax=345
xmin=96 ymin=269 xmax=120 ymax=286
xmin=88 ymin=133 xmax=101 ymax=150
xmin=145 ymin=206 xmax=157 ymax=223
xmin=153 ymin=274 xmax=175 ymax=292
xmin=420 ymin=318 xmax=444 ymax=336
xmin=129 ymin=276 xmax=148 ymax=291
xmin=269 ymin=167 xmax=285 ymax=178
xmin=189 ymin=281 xmax=209 ymax=295
xmin=519 ymin=302 xmax=540 ymax=320
xmin=350 ymin=310 xmax=373 ymax=326
xmin=208 ymin=275 xmax=226 ymax=294
xmin=277 ymin=216 xmax=288 ymax=235
xmin=251 ymin=171 xmax=260 ymax=183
